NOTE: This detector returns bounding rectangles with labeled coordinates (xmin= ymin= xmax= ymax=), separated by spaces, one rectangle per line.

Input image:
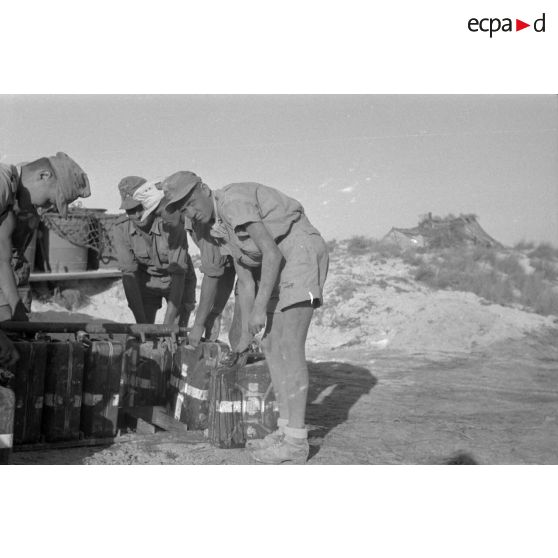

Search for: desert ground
xmin=13 ymin=240 xmax=558 ymax=465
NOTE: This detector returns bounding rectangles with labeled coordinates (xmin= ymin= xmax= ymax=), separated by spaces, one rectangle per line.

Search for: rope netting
xmin=41 ymin=211 xmax=125 ymax=262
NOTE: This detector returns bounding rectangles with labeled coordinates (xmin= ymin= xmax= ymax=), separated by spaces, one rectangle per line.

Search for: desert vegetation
xmin=339 ymin=235 xmax=558 ymax=317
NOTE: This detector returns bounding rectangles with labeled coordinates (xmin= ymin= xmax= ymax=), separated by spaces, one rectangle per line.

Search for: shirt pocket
xmin=131 ymin=239 xmax=151 ymax=264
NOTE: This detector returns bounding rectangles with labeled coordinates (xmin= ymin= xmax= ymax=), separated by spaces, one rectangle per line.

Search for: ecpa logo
xmin=468 ymin=13 xmax=546 ymax=37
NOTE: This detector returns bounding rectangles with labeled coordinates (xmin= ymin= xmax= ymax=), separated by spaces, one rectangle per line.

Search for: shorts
xmin=268 ymin=215 xmax=329 ymax=313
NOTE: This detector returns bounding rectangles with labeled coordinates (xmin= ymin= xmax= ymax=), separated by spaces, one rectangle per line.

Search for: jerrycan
xmin=0 ymin=384 xmax=15 ymax=464
xmin=12 ymin=340 xmax=48 ymax=445
xmin=208 ymin=353 xmax=278 ymax=448
xmin=170 ymin=341 xmax=230 ymax=430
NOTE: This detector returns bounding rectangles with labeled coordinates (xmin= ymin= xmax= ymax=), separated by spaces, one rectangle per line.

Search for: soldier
xmin=161 ymin=171 xmax=329 ymax=464
xmin=113 ymin=176 xmax=196 ymax=326
xmin=0 ymin=152 xmax=91 ymax=321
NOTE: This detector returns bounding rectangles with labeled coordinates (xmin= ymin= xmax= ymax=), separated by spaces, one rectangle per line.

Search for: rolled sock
xmin=284 ymin=425 xmax=308 ymax=440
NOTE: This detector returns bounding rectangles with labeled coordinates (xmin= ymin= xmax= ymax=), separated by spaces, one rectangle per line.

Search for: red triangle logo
xmin=516 ymin=19 xmax=530 ymax=31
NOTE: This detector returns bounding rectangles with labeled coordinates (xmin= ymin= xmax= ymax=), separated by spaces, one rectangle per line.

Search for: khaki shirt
xmin=212 ymin=182 xmax=304 ymax=266
xmin=0 ymin=163 xmax=18 ymax=222
xmin=114 ymin=214 xmax=191 ymax=289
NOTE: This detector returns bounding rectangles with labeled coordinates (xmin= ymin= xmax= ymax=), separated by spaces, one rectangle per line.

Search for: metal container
xmin=124 ymin=339 xmax=172 ymax=408
xmin=170 ymin=341 xmax=230 ymax=430
xmin=44 ymin=215 xmax=90 ymax=272
xmin=208 ymin=354 xmax=278 ymax=448
xmin=42 ymin=341 xmax=86 ymax=442
xmin=208 ymin=353 xmax=248 ymax=449
xmin=0 ymin=385 xmax=15 ymax=464
xmin=81 ymin=340 xmax=124 ymax=438
xmin=236 ymin=360 xmax=279 ymax=441
xmin=12 ymin=341 xmax=48 ymax=444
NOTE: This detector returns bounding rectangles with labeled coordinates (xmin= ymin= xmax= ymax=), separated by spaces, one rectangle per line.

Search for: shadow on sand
xmin=306 ymin=360 xmax=377 ymax=459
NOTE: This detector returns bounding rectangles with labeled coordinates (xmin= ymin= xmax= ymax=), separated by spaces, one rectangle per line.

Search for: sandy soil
xmin=13 ymin=252 xmax=558 ymax=465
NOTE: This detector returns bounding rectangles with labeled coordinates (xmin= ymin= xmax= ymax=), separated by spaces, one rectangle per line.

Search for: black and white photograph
xmin=1 ymin=94 xmax=556 ymax=466
xmin=2 ymin=2 xmax=557 ymax=557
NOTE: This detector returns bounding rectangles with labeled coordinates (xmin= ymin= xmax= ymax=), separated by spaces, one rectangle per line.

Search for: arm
xmin=188 ymin=274 xmax=219 ymax=346
xmin=0 ymin=211 xmax=22 ymax=317
xmin=163 ymin=275 xmax=186 ymax=324
xmin=187 ymin=225 xmax=228 ymax=347
xmin=163 ymin=222 xmax=188 ymax=325
xmin=244 ymin=221 xmax=283 ymax=335
xmin=232 ymin=261 xmax=257 ymax=352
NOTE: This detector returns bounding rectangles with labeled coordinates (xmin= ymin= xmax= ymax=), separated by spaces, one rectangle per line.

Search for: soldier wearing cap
xmin=161 ymin=171 xmax=329 ymax=465
xmin=159 ymin=172 xmax=236 ymax=346
xmin=0 ymin=152 xmax=91 ymax=323
xmin=113 ymin=176 xmax=196 ymax=326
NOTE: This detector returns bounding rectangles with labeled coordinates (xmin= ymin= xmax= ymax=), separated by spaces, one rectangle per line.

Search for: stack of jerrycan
xmin=121 ymin=337 xmax=172 ymax=408
xmin=208 ymin=352 xmax=279 ymax=448
xmin=80 ymin=335 xmax=124 ymax=438
xmin=169 ymin=340 xmax=230 ymax=430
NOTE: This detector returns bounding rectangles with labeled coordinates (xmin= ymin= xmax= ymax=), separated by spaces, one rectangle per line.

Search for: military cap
xmin=160 ymin=171 xmax=202 ymax=206
xmin=118 ymin=176 xmax=146 ymax=210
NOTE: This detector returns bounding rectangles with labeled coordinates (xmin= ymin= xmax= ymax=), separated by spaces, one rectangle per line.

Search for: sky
xmin=1 ymin=94 xmax=557 ymax=246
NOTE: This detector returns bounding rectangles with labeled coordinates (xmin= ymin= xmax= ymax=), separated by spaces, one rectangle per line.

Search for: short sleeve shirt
xmin=114 ymin=215 xmax=191 ymax=283
xmin=0 ymin=163 xmax=18 ymax=223
xmin=213 ymin=182 xmax=304 ymax=265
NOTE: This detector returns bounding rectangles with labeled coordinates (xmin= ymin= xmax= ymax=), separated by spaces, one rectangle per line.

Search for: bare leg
xmin=278 ymin=304 xmax=313 ymax=428
xmin=261 ymin=311 xmax=289 ymax=421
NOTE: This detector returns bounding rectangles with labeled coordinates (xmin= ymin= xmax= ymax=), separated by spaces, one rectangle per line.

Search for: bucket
xmin=44 ymin=215 xmax=90 ymax=273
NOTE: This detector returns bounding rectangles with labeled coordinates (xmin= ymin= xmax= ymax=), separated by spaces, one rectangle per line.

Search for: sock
xmin=284 ymin=425 xmax=308 ymax=440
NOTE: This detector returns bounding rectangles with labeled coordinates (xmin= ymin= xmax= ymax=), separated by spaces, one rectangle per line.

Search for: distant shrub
xmin=325 ymin=239 xmax=338 ymax=253
xmin=346 ymin=236 xmax=376 ymax=256
xmin=530 ymin=258 xmax=558 ymax=282
xmin=514 ymin=240 xmax=535 ymax=251
xmin=529 ymin=242 xmax=558 ymax=261
xmin=518 ymin=273 xmax=558 ymax=316
xmin=413 ymin=245 xmax=558 ymax=315
xmin=401 ymin=250 xmax=424 ymax=267
xmin=493 ymin=254 xmax=525 ymax=282
xmin=414 ymin=263 xmax=436 ymax=283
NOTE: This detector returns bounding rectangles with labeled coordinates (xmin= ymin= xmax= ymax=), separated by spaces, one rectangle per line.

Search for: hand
xmin=0 ymin=331 xmax=19 ymax=368
xmin=248 ymin=307 xmax=267 ymax=336
xmin=188 ymin=323 xmax=205 ymax=348
xmin=234 ymin=332 xmax=254 ymax=354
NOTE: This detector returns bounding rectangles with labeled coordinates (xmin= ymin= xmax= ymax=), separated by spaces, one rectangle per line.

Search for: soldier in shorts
xmin=161 ymin=171 xmax=329 ymax=464
xmin=113 ymin=176 xmax=196 ymax=326
xmin=0 ymin=153 xmax=91 ymax=321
